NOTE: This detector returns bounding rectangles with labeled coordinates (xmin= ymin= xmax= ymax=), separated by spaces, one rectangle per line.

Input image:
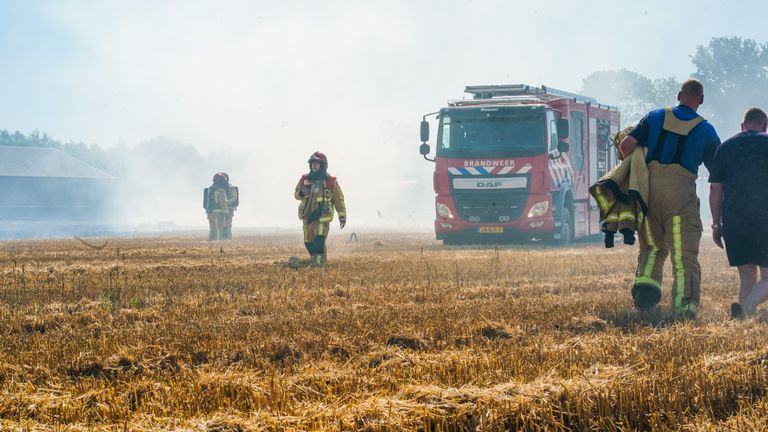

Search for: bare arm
xmin=619 ymin=135 xmax=639 ymax=159
xmin=710 ymin=182 xmax=724 ymax=248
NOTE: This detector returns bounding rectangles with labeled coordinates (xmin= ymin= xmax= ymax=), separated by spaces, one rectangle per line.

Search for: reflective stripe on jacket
xmin=589 ymin=147 xmax=649 ymax=247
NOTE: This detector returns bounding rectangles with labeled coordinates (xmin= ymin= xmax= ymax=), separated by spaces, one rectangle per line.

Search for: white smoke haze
xmin=4 ymin=1 xmax=768 ymax=233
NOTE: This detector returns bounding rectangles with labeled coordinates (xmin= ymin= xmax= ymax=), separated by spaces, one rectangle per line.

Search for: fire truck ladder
xmin=464 ymin=84 xmax=598 ymax=104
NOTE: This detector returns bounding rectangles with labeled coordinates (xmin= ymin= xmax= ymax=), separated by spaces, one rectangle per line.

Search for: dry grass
xmin=0 ymin=231 xmax=766 ymax=431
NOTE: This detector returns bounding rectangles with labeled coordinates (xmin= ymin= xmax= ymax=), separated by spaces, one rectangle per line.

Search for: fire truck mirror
xmin=420 ymin=120 xmax=430 ymax=142
xmin=557 ymin=118 xmax=570 ymax=139
xmin=557 ymin=141 xmax=570 ymax=153
xmin=419 ymin=143 xmax=431 ymax=156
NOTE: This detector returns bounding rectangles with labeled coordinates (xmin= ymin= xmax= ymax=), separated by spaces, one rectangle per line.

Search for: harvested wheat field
xmin=1 ymin=232 xmax=767 ymax=431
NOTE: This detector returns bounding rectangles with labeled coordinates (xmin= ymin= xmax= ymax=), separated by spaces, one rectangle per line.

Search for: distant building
xmin=0 ymin=146 xmax=113 ymax=222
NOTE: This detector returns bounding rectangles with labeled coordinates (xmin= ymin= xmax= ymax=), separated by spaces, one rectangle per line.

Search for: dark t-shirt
xmin=708 ymin=130 xmax=768 ymax=235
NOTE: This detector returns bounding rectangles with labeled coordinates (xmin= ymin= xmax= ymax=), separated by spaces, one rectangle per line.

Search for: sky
xmin=1 ymin=0 xmax=767 ymax=228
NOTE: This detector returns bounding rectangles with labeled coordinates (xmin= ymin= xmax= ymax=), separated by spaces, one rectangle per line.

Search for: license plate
xmin=479 ymin=227 xmax=504 ymax=233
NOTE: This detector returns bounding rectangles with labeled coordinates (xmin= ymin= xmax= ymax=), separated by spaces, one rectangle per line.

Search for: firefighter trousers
xmin=635 ymin=162 xmax=702 ymax=314
xmin=303 ymin=221 xmax=329 ymax=265
xmin=208 ymin=211 xmax=227 ymax=241
xmin=224 ymin=212 xmax=234 ymax=240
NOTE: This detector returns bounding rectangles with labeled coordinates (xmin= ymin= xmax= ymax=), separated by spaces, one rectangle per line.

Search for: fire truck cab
xmin=419 ymin=84 xmax=620 ymax=245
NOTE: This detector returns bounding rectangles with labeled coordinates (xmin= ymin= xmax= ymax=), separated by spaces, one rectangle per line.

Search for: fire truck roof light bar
xmin=464 ymin=84 xmax=598 ymax=104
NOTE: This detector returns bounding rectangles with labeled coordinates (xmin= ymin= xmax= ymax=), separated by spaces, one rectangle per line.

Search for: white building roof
xmin=0 ymin=146 xmax=112 ymax=179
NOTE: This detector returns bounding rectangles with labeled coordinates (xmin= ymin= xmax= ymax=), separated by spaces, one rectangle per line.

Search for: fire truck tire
xmin=554 ymin=207 xmax=574 ymax=247
xmin=442 ymin=235 xmax=465 ymax=246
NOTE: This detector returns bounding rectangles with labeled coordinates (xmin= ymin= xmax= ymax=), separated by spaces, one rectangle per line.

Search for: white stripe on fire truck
xmin=497 ymin=166 xmax=513 ymax=175
xmin=549 ymin=160 xmax=562 ymax=184
xmin=516 ymin=164 xmax=532 ymax=174
xmin=448 ymin=167 xmax=462 ymax=175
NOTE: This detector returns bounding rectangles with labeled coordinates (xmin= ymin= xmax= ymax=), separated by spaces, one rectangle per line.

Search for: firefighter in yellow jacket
xmin=619 ymin=79 xmax=721 ymax=318
xmin=220 ymin=173 xmax=239 ymax=240
xmin=204 ymin=172 xmax=230 ymax=241
xmin=295 ymin=152 xmax=346 ymax=266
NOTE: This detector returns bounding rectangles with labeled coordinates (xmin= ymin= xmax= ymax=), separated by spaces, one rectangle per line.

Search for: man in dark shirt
xmin=619 ymin=79 xmax=720 ymax=318
xmin=709 ymin=107 xmax=768 ymax=318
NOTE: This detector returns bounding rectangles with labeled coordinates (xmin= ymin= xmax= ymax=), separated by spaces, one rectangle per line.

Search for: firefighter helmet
xmin=308 ymin=151 xmax=328 ymax=165
xmin=212 ymin=172 xmax=228 ymax=185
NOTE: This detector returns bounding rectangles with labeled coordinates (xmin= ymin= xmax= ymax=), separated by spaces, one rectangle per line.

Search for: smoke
xmin=26 ymin=1 xmax=444 ymax=230
xmin=3 ymin=1 xmax=764 ymax=232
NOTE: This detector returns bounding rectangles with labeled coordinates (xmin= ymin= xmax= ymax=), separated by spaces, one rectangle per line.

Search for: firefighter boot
xmin=223 ymin=226 xmax=232 ymax=240
xmin=632 ymin=283 xmax=662 ymax=311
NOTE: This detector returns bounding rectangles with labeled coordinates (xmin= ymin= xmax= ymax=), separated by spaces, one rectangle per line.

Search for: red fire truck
xmin=419 ymin=84 xmax=620 ymax=245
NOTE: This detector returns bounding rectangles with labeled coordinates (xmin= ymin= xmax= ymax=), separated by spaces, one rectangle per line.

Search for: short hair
xmin=680 ymin=79 xmax=704 ymax=97
xmin=743 ymin=107 xmax=768 ymax=125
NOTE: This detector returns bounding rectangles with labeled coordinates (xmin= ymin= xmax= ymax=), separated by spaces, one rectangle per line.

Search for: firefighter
xmin=619 ymin=79 xmax=721 ymax=318
xmin=295 ymin=152 xmax=346 ymax=266
xmin=220 ymin=173 xmax=239 ymax=240
xmin=204 ymin=172 xmax=230 ymax=241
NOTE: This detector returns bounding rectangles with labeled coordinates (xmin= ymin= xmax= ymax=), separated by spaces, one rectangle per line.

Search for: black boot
xmin=632 ymin=284 xmax=661 ymax=311
xmin=730 ymin=303 xmax=744 ymax=320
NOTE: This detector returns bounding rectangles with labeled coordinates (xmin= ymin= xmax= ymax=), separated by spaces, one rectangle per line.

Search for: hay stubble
xmin=0 ymin=233 xmax=765 ymax=431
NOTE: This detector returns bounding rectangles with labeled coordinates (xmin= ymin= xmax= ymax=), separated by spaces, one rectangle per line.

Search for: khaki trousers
xmin=635 ymin=162 xmax=702 ymax=314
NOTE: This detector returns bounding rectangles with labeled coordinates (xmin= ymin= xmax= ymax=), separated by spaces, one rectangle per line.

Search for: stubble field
xmin=1 ymin=232 xmax=767 ymax=431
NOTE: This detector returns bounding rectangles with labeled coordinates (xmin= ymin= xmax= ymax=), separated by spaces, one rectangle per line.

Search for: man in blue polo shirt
xmin=619 ymin=79 xmax=720 ymax=318
xmin=709 ymin=108 xmax=768 ymax=319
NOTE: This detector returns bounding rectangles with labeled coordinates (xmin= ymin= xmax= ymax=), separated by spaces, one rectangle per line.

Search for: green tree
xmin=692 ymin=36 xmax=768 ymax=135
xmin=581 ymin=69 xmax=679 ymax=125
xmin=651 ymin=77 xmax=682 ymax=108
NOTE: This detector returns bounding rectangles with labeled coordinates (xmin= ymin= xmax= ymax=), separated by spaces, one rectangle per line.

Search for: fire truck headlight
xmin=436 ymin=203 xmax=454 ymax=219
xmin=527 ymin=201 xmax=549 ymax=218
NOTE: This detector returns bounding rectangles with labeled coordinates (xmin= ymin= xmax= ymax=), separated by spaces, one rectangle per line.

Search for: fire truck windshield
xmin=436 ymin=109 xmax=545 ymax=158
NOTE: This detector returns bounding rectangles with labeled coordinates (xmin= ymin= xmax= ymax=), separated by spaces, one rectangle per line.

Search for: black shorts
xmin=724 ymin=230 xmax=768 ymax=267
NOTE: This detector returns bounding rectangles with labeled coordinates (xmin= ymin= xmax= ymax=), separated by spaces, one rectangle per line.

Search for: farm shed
xmin=0 ymin=146 xmax=113 ymax=221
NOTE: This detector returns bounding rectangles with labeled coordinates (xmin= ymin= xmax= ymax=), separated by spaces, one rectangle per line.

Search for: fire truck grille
xmin=452 ymin=190 xmax=528 ymax=223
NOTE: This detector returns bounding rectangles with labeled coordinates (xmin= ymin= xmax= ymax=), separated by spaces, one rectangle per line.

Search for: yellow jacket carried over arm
xmin=589 ymin=146 xmax=649 ymax=248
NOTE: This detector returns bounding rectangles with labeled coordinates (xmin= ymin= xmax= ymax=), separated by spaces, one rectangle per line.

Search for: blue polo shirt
xmin=629 ymin=105 xmax=720 ymax=174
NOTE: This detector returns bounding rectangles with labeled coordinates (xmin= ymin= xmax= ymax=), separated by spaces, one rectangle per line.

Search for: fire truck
xmin=419 ymin=84 xmax=620 ymax=245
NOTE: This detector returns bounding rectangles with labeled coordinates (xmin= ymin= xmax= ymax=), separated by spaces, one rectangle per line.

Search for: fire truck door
xmin=568 ymin=111 xmax=588 ymax=238
xmin=587 ymin=118 xmax=614 ymax=235
xmin=588 ymin=117 xmax=599 ymax=235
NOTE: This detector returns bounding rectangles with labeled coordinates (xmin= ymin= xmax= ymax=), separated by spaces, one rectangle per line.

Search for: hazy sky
xmin=1 ymin=0 xmax=767 ymax=227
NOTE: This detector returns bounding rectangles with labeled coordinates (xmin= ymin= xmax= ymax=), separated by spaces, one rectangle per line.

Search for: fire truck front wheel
xmin=441 ymin=234 xmax=468 ymax=246
xmin=552 ymin=207 xmax=574 ymax=247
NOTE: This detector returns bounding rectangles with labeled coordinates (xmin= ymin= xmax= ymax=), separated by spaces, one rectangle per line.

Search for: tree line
xmin=582 ymin=36 xmax=768 ymax=135
xmin=3 ymin=36 xmax=766 ymax=168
